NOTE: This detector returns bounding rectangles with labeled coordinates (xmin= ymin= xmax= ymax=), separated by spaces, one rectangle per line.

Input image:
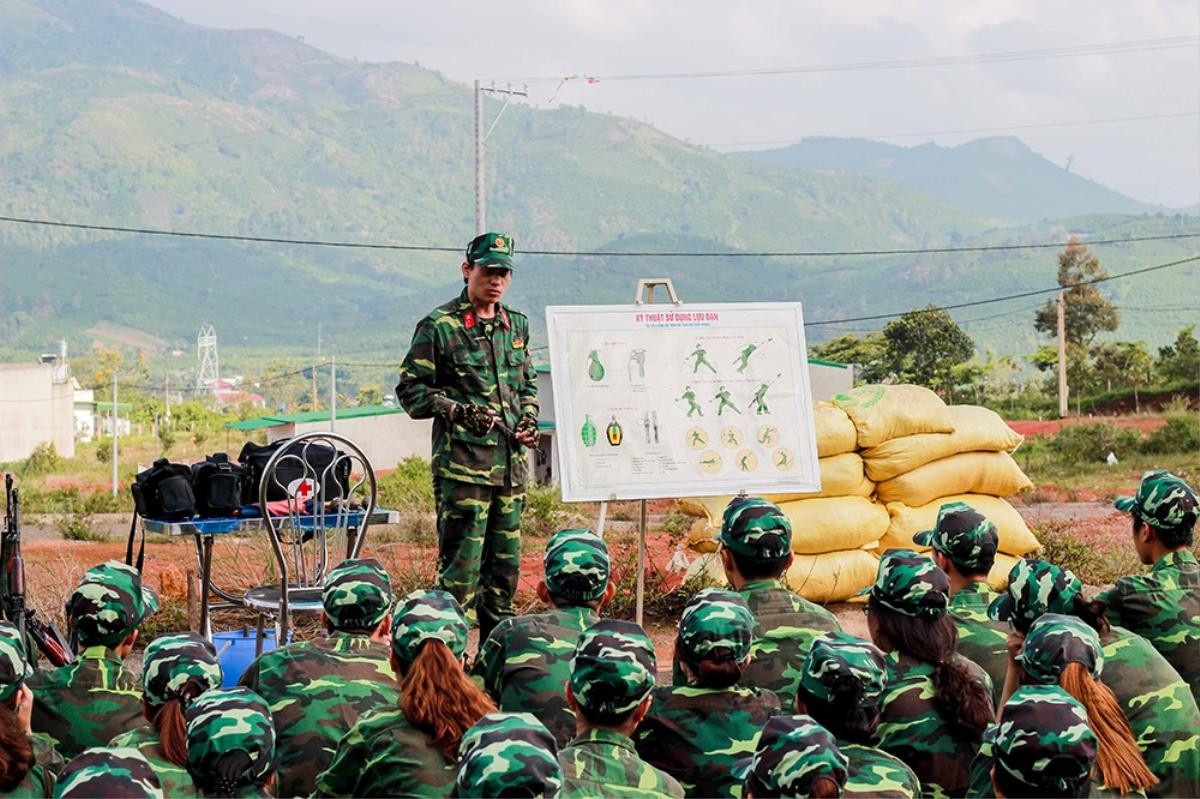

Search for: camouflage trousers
xmin=434 ymin=478 xmax=525 ymax=644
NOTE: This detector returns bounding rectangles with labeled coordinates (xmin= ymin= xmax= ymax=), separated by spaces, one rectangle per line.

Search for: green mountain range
xmin=0 ymin=0 xmax=1196 ymax=373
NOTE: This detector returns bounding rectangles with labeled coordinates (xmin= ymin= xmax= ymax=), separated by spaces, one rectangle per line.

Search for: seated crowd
xmin=0 ymin=470 xmax=1195 ymax=798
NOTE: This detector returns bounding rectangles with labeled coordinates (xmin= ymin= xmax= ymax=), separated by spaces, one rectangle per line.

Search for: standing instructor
xmin=397 ymin=232 xmax=539 ymax=645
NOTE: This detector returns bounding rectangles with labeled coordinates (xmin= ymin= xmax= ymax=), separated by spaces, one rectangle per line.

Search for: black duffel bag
xmin=128 ymin=458 xmax=196 ymax=572
xmin=191 ymin=453 xmax=246 ymax=518
xmin=238 ymin=439 xmax=351 ymax=504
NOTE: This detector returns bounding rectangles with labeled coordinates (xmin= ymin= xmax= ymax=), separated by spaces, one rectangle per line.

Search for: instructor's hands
xmin=514 ymin=413 xmax=540 ymax=448
xmin=454 ymin=403 xmax=498 ymax=436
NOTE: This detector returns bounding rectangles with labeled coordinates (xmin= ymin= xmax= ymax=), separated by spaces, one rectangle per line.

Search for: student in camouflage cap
xmin=397 ymin=231 xmax=539 ymax=648
xmin=316 ymin=589 xmax=496 ymax=798
xmin=793 ymin=632 xmax=921 ymax=798
xmin=30 ymin=560 xmax=158 ymax=758
xmin=736 ymin=715 xmax=848 ymax=798
xmin=636 ymin=589 xmax=780 ymax=798
xmin=239 ymin=557 xmax=399 ymax=797
xmin=716 ymin=497 xmax=841 ymax=707
xmin=559 ymin=619 xmax=683 ymax=798
xmin=185 ymin=687 xmax=276 ymax=797
xmin=108 ymin=632 xmax=221 ymax=796
xmin=474 ymin=528 xmax=613 ymax=748
xmin=915 ymin=501 xmax=1008 ymax=705
xmin=54 ymin=747 xmax=162 ymax=799
xmin=1099 ymin=470 xmax=1200 ymax=703
xmin=990 ymin=558 xmax=1200 ymax=798
xmin=454 ymin=712 xmax=561 ymax=798
xmin=0 ymin=620 xmax=60 ymax=799
xmin=987 ymin=685 xmax=1097 ymax=799
xmin=864 ymin=550 xmax=993 ymax=798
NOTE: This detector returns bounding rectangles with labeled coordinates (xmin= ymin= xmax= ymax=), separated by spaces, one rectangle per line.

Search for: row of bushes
xmin=1037 ymin=413 xmax=1199 ymax=464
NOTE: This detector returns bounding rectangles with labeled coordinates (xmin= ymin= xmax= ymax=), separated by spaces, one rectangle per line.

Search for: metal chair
xmin=242 ymin=432 xmax=377 ymax=649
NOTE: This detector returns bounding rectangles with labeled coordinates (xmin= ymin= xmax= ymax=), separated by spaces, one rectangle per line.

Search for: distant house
xmin=0 ymin=362 xmax=76 ymax=461
xmin=208 ymin=378 xmax=266 ymax=408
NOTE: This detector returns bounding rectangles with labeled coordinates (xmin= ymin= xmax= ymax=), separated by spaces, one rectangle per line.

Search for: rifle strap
xmin=125 ymin=510 xmax=145 ymax=573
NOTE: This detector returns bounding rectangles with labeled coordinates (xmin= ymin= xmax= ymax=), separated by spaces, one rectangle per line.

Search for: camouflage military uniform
xmin=455 ymin=712 xmax=561 ymax=798
xmin=107 ymin=726 xmax=196 ymax=798
xmin=239 ymin=559 xmax=399 ymax=797
xmin=185 ymin=688 xmax=276 ymax=797
xmin=560 ymin=620 xmax=684 ymax=799
xmin=738 ymin=715 xmax=849 ymax=797
xmin=55 ymin=748 xmax=163 ymax=799
xmin=0 ymin=621 xmax=60 ymax=799
xmin=315 ymin=590 xmax=470 ymax=798
xmin=29 ymin=561 xmax=157 ymax=759
xmin=636 ymin=590 xmax=780 ymax=798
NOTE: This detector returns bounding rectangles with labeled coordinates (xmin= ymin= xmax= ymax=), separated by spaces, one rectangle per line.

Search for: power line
xmin=2 ymin=214 xmax=1198 ymax=258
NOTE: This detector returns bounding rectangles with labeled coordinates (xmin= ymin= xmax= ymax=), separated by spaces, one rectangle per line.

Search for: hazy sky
xmin=144 ymin=0 xmax=1200 ymax=207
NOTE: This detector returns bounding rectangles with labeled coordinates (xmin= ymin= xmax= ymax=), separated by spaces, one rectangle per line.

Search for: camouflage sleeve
xmin=518 ymin=322 xmax=538 ymax=418
xmin=314 ymin=726 xmax=368 ymax=797
xmin=396 ymin=318 xmax=457 ymax=421
xmin=237 ymin=658 xmax=260 ymax=692
xmin=1094 ymin=585 xmax=1121 ymax=624
xmin=471 ymin=624 xmax=508 ymax=700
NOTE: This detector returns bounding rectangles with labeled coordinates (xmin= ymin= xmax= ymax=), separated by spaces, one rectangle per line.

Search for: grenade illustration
xmin=606 ymin=416 xmax=623 ymax=446
xmin=587 ymin=350 xmax=605 ymax=382
xmin=581 ymin=415 xmax=597 ymax=448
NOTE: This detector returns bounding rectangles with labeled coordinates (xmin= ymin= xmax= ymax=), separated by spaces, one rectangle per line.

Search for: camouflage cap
xmin=55 ymin=747 xmax=164 ymax=798
xmin=456 ymin=712 xmax=562 ymax=798
xmin=1018 ymin=613 xmax=1104 ymax=686
xmin=1115 ymin=470 xmax=1198 ymax=534
xmin=142 ymin=632 xmax=222 ymax=708
xmin=677 ymin=588 xmax=755 ymax=664
xmin=718 ymin=496 xmax=793 ymax=560
xmin=66 ymin=560 xmax=160 ymax=647
xmin=913 ymin=501 xmax=999 ymax=572
xmin=798 ymin=631 xmax=888 ymax=710
xmin=990 ymin=685 xmax=1096 ymax=795
xmin=185 ymin=687 xmax=276 ymax=793
xmin=0 ymin=620 xmax=33 ymax=703
xmin=861 ymin=549 xmax=949 ymax=620
xmin=569 ymin=619 xmax=657 ymax=718
xmin=988 ymin=558 xmax=1083 ymax=632
xmin=737 ymin=715 xmax=849 ymax=799
xmin=391 ymin=588 xmax=469 ymax=666
xmin=466 ymin=232 xmax=515 ymax=269
xmin=322 ymin=557 xmax=394 ymax=631
xmin=543 ymin=529 xmax=610 ymax=603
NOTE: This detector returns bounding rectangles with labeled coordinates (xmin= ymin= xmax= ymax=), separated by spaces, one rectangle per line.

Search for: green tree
xmin=1034 ymin=240 xmax=1120 ymax=349
xmin=1093 ymin=341 xmax=1154 ymax=412
xmin=880 ymin=305 xmax=975 ymax=393
xmin=809 ymin=333 xmax=889 ymax=384
xmin=1156 ymin=326 xmax=1200 ymax=384
xmin=355 ymin=384 xmax=384 ymax=406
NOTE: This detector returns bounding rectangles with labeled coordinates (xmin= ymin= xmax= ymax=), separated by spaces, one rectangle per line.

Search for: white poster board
xmin=546 ymin=302 xmax=821 ymax=502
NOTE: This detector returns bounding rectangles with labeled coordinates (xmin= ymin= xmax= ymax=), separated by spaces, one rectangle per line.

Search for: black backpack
xmin=190 ymin=453 xmax=246 ymax=518
xmin=128 ymin=458 xmax=196 ymax=572
xmin=237 ymin=440 xmax=351 ymax=504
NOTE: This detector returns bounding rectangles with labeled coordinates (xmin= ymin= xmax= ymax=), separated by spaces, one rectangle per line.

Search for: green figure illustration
xmin=587 ymin=350 xmax=605 ymax=381
xmin=690 ymin=429 xmax=706 ymax=447
xmin=581 ymin=415 xmax=597 ymax=447
xmin=689 ymin=344 xmax=717 ymax=374
xmin=752 ymin=383 xmax=770 ymax=414
xmin=714 ymin=386 xmax=741 ymax=416
xmin=739 ymin=453 xmax=752 ymax=471
xmin=777 ymin=450 xmax=791 ymax=468
xmin=733 ymin=338 xmax=772 ymax=373
xmin=678 ymin=386 xmax=703 ymax=417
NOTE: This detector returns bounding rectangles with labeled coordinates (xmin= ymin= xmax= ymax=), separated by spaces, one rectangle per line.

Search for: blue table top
xmin=141 ymin=508 xmax=399 ymax=536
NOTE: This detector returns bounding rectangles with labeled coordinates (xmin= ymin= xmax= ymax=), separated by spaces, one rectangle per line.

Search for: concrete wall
xmin=0 ymin=364 xmax=76 ymax=461
xmin=808 ymin=361 xmax=853 ymax=401
xmin=267 ymin=414 xmax=433 ymax=472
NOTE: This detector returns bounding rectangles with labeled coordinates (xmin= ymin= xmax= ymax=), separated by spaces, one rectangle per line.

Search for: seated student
xmin=863 ymin=549 xmax=993 ymax=798
xmin=794 ymin=632 xmax=922 ymax=798
xmin=716 ymin=497 xmax=841 ymax=707
xmin=914 ymin=501 xmax=1009 ymax=705
xmin=738 ymin=715 xmax=848 ymax=799
xmin=30 ymin=561 xmax=158 ymax=758
xmin=55 ymin=748 xmax=163 ymax=799
xmin=108 ymin=633 xmax=222 ymax=796
xmin=455 ymin=712 xmax=561 ymax=798
xmin=558 ymin=619 xmax=683 ymax=799
xmin=636 ymin=589 xmax=781 ymax=798
xmin=473 ymin=529 xmax=613 ymax=748
xmin=1099 ymin=471 xmax=1199 ymax=702
xmin=316 ymin=589 xmax=495 ymax=798
xmin=0 ymin=621 xmax=59 ymax=799
xmin=239 ymin=557 xmax=398 ymax=797
xmin=185 ymin=688 xmax=276 ymax=798
xmin=990 ymin=558 xmax=1200 ymax=798
xmin=987 ymin=686 xmax=1098 ymax=799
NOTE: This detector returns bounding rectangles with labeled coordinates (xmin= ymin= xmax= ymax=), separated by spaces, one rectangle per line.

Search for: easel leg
xmin=199 ymin=535 xmax=214 ymax=641
xmin=636 ymin=499 xmax=647 ymax=628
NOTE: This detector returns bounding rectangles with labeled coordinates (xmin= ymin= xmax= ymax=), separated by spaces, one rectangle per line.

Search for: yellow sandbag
xmin=684 ymin=552 xmax=728 ymax=586
xmin=677 ymin=495 xmax=727 ymax=522
xmin=875 ymin=452 xmax=1033 ymax=507
xmin=881 ymin=494 xmax=1040 ymax=557
xmin=831 ymin=384 xmax=954 ymax=449
xmin=815 ymin=401 xmax=857 ymax=456
xmin=862 ymin=405 xmax=1024 ymax=482
xmin=781 ymin=496 xmax=889 ymax=555
xmin=988 ymin=553 xmax=1021 ymax=591
xmin=768 ymin=453 xmax=874 ymax=501
xmin=683 ymin=518 xmax=720 ymax=554
xmin=785 ymin=549 xmax=880 ymax=603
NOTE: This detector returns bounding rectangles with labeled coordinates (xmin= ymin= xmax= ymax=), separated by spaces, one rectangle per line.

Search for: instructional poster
xmin=546 ymin=302 xmax=821 ymax=502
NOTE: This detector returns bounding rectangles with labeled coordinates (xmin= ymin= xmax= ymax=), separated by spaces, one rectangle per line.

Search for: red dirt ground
xmin=1008 ymin=416 xmax=1166 ymax=437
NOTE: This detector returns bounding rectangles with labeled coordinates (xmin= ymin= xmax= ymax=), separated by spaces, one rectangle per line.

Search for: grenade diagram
xmin=587 ymin=350 xmax=606 ymax=382
xmin=580 ymin=415 xmax=597 ymax=448
xmin=606 ymin=416 xmax=623 ymax=446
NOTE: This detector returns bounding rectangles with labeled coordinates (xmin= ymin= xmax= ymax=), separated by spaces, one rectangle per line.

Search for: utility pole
xmin=1056 ymin=290 xmax=1068 ymax=418
xmin=163 ymin=375 xmax=170 ymax=422
xmin=311 ymin=362 xmax=320 ymax=413
xmin=111 ymin=372 xmax=119 ymax=496
xmin=473 ymin=81 xmax=528 ymax=235
xmin=330 ymin=356 xmax=337 ymax=432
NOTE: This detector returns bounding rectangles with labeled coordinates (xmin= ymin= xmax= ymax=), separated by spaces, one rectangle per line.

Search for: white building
xmin=0 ymin=362 xmax=76 ymax=462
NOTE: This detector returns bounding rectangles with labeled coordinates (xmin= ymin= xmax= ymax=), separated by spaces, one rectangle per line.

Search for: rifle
xmin=3 ymin=474 xmax=73 ymax=667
